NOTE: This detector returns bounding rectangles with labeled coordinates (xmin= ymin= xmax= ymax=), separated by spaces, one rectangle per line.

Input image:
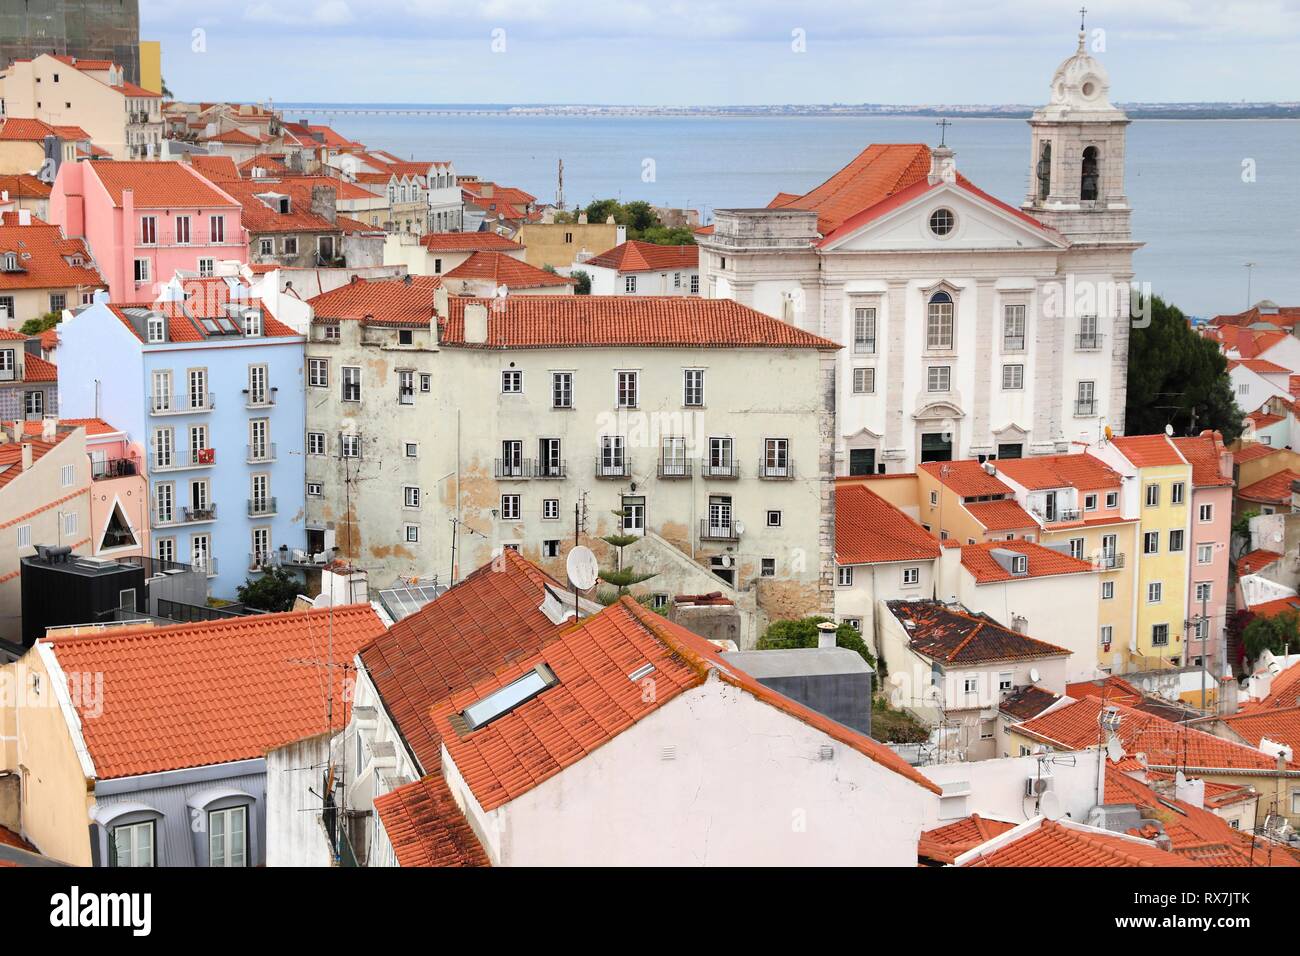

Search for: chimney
xmin=577 ymin=211 xmax=588 ymax=224
xmin=17 ymin=209 xmax=31 ymax=226
xmin=928 ymin=145 xmax=957 ymax=186
xmin=41 ymin=417 xmax=55 ymax=441
xmin=21 ymin=442 xmax=33 ymax=471
xmin=463 ymin=302 xmax=488 ymax=344
xmin=816 ymin=620 xmax=837 ymax=649
xmin=310 ymin=185 xmax=337 ymax=224
xmin=433 ymin=284 xmax=449 ymax=320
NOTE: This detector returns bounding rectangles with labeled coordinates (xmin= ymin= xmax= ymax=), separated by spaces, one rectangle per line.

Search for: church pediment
xmin=820 ymin=180 xmax=1067 ymax=254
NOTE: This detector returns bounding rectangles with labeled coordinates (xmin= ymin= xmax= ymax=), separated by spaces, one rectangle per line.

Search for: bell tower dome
xmin=1022 ymin=22 xmax=1132 ymax=245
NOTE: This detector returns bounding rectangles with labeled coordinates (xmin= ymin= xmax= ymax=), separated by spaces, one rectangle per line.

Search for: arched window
xmin=927 ymin=291 xmax=954 ymax=350
xmin=1037 ymin=141 xmax=1052 ymax=200
xmin=1081 ymin=146 xmax=1100 ymax=201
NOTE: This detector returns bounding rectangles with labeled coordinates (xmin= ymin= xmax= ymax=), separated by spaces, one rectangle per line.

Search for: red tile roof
xmin=1245 ymin=595 xmax=1300 ymax=619
xmin=308 ymin=276 xmax=441 ymax=328
xmin=418 ymin=232 xmax=522 ymax=253
xmin=582 ymin=240 xmax=699 ymax=273
xmin=1066 ymin=675 xmax=1146 ymax=707
xmin=835 ymin=484 xmax=941 ymax=565
xmin=1110 ymin=434 xmax=1187 ymax=468
xmin=1211 ymin=305 xmax=1300 ymax=329
xmin=0 ymin=434 xmax=62 ymax=490
xmin=964 ymin=498 xmax=1038 ymax=532
xmin=358 ymin=548 xmax=570 ymax=772
xmin=959 ymin=540 xmax=1096 ymax=584
xmin=1172 ymin=433 xmax=1234 ymax=487
xmin=886 ymin=600 xmax=1070 ymax=665
xmin=1219 ymin=705 xmax=1300 ymax=761
xmin=1229 ymin=358 xmax=1290 ymax=374
xmin=1015 ymin=697 xmax=1292 ymax=775
xmin=999 ymin=684 xmax=1062 ymax=721
xmin=1233 ymin=329 xmax=1289 ymax=359
xmin=87 ymin=161 xmax=240 ymax=210
xmin=0 ymin=825 xmax=35 ymax=852
xmin=188 ymin=155 xmax=240 ymax=181
xmin=919 ymin=459 xmax=1012 ymax=497
xmin=443 ymin=250 xmax=575 ymax=289
xmin=372 ymin=774 xmax=490 ymax=867
xmin=1233 ymin=441 xmax=1278 ymax=464
xmin=439 ymin=297 xmax=840 ymax=350
xmin=1238 ymin=548 xmax=1283 ymax=576
xmin=994 ymin=453 xmax=1123 ymax=491
xmin=1237 ymin=469 xmax=1300 ymax=504
xmin=43 ymin=604 xmax=387 ymax=779
xmin=918 ymin=814 xmax=1017 ymax=865
xmin=960 ymin=819 xmax=1198 ymax=867
xmin=434 ymin=595 xmax=940 ymax=811
xmin=0 ymin=117 xmax=91 ymax=142
xmin=766 ymin=143 xmax=932 ymax=236
xmin=220 ymin=179 xmax=340 ymax=234
xmin=0 ymin=173 xmax=52 ymax=199
xmin=0 ymin=222 xmax=103 ymax=291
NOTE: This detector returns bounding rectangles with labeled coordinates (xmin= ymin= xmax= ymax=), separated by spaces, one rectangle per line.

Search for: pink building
xmin=49 ymin=161 xmax=247 ymax=302
xmin=1173 ymin=431 xmax=1235 ymax=674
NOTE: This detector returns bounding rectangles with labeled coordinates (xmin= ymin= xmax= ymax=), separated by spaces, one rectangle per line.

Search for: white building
xmin=577 ymin=240 xmax=700 ymax=296
xmin=697 ymin=31 xmax=1138 ymax=473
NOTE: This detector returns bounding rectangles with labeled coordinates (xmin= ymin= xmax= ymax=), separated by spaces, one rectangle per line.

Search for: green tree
xmin=19 ymin=312 xmax=60 ymax=336
xmin=757 ymin=616 xmax=877 ymax=669
xmin=570 ymin=269 xmax=591 ymax=295
xmin=1241 ymin=612 xmax=1300 ymax=664
xmin=236 ymin=567 xmax=306 ymax=613
xmin=596 ymin=510 xmax=657 ymax=605
xmin=579 ymin=199 xmax=697 ymax=245
xmin=1231 ymin=509 xmax=1260 ymax=561
xmin=1126 ymin=295 xmax=1243 ymax=442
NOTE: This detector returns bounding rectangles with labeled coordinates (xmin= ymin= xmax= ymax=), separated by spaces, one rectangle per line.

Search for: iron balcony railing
xmin=151 ymin=392 xmax=215 ymax=415
xmin=247 ymin=443 xmax=277 ymax=464
xmin=758 ymin=459 xmax=795 ymax=480
xmin=595 ymin=456 xmax=630 ymax=479
xmin=700 ymin=519 xmax=740 ymax=542
xmin=1075 ymin=399 xmax=1097 ymax=416
xmin=181 ymin=504 xmax=218 ymax=524
xmin=1095 ymin=552 xmax=1126 ymax=571
xmin=149 ymin=448 xmax=213 ymax=471
xmin=701 ymin=459 xmax=739 ymax=479
xmin=658 ymin=457 xmax=693 ymax=479
xmin=495 ymin=458 xmax=533 ymax=479
xmin=1003 ymin=335 xmax=1026 ymax=351
xmin=536 ymin=459 xmax=567 ymax=479
xmin=1075 ymin=333 xmax=1105 ymax=351
xmin=243 ymin=387 xmax=277 ymax=408
xmin=91 ymin=457 xmax=138 ymax=481
xmin=247 ymin=497 xmax=277 ymax=517
xmin=853 ymin=339 xmax=876 ymax=355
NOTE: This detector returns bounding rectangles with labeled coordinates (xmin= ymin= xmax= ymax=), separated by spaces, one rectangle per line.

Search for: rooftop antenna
xmin=1245 ymin=261 xmax=1256 ymax=309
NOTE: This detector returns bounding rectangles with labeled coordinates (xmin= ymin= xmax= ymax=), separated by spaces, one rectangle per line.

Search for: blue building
xmin=57 ymin=278 xmax=305 ymax=598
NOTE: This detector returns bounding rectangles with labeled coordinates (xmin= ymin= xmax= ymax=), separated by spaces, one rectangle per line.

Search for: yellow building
xmin=519 ymin=219 xmax=625 ymax=271
xmin=138 ymin=41 xmax=162 ymax=95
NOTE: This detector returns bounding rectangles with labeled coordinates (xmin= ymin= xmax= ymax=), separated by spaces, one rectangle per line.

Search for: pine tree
xmin=597 ymin=509 xmax=657 ymax=606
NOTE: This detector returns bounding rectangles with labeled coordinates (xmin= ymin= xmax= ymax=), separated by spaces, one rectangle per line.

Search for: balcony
xmin=149 ymin=449 xmax=214 ymax=472
xmin=248 ymin=496 xmax=277 ymax=517
xmin=1094 ymin=552 xmax=1126 ymax=571
xmin=1075 ymin=400 xmax=1098 ymax=416
xmin=1003 ymin=335 xmax=1026 ymax=352
xmin=91 ymin=457 xmax=138 ymax=481
xmin=247 ymin=443 xmax=277 ymax=464
xmin=243 ymin=387 xmax=277 ymax=409
xmin=398 ymin=388 xmax=415 ymax=406
xmin=536 ymin=460 xmax=567 ymax=480
xmin=701 ymin=460 xmax=739 ymax=480
xmin=181 ymin=504 xmax=218 ymax=524
xmin=658 ymin=457 xmax=693 ymax=479
xmin=0 ymin=364 xmax=20 ymax=382
xmin=1034 ymin=507 xmax=1082 ymax=524
xmin=1075 ymin=333 xmax=1105 ymax=351
xmin=595 ymin=457 xmax=630 ymax=479
xmin=757 ymin=459 xmax=795 ymax=480
xmin=495 ymin=458 xmax=533 ymax=479
xmin=151 ymin=393 xmax=215 ymax=415
xmin=700 ymin=519 xmax=740 ymax=542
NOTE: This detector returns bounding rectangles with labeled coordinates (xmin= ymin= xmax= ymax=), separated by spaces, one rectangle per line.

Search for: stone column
xmin=969 ymin=278 xmax=996 ymax=454
xmin=884 ymin=281 xmax=908 ymax=458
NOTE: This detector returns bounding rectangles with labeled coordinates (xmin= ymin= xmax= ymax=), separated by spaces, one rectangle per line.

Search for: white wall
xmin=921 ymin=749 xmax=1104 ymax=827
xmin=265 ymin=733 xmax=335 ymax=867
xmin=834 ymin=559 xmax=936 ymax=645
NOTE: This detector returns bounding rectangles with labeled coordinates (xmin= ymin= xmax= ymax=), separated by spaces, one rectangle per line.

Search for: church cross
xmin=1079 ymin=6 xmax=1088 ymax=30
xmin=935 ymin=117 xmax=952 ymax=147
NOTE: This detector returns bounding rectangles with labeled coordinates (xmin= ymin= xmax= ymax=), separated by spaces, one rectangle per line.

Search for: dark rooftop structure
xmin=723 ymin=633 xmax=874 ymax=736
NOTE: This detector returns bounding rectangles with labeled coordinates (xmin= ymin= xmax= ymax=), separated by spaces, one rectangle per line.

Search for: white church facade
xmin=698 ymin=31 xmax=1140 ymax=474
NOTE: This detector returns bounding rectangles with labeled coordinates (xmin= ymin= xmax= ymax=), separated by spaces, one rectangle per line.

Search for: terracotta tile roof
xmin=188 ymin=155 xmax=240 ymax=181
xmin=111 ymin=80 xmax=160 ymax=98
xmin=0 ymin=173 xmax=52 ymax=198
xmin=105 ymin=281 xmax=297 ymax=342
xmin=308 ymin=276 xmax=441 ymax=328
xmin=443 ymin=250 xmax=575 ymax=289
xmin=959 ymin=540 xmax=1096 ymax=584
xmin=1247 ymin=410 xmax=1284 ymax=428
xmin=220 ymin=179 xmax=340 ymax=234
xmin=918 ymin=814 xmax=1017 ymax=865
xmin=439 ymin=296 xmax=840 ymax=350
xmin=1110 ymin=434 xmax=1187 ymax=468
xmin=886 ymin=599 xmax=1071 ymax=665
xmin=1229 ymin=358 xmax=1290 ymax=374
xmin=960 ymin=819 xmax=1198 ymax=867
xmin=1233 ymin=441 xmax=1278 ymax=464
xmin=86 ymin=161 xmax=240 ymax=209
xmin=418 ymin=231 xmax=522 ymax=253
xmin=39 ymin=327 xmax=57 ymax=350
xmin=766 ymin=143 xmax=932 ymax=235
xmin=1066 ymin=676 xmax=1145 ymax=707
xmin=1211 ymin=305 xmax=1300 ymax=329
xmin=1245 ymin=595 xmax=1300 ymax=619
xmin=964 ymin=498 xmax=1038 ymax=532
xmin=1014 ymin=697 xmax=1292 ymax=774
xmin=0 ymin=434 xmax=62 ymax=489
xmin=435 ymin=595 xmax=940 ymax=811
xmin=56 ymin=417 xmax=117 ymax=436
xmin=0 ymin=222 xmax=103 ymax=291
xmin=203 ymin=128 xmax=260 ymax=145
xmin=994 ymin=453 xmax=1123 ymax=491
xmin=238 ymin=153 xmax=290 ymax=177
xmin=0 ymin=117 xmax=90 ymax=142
xmin=43 ymin=604 xmax=387 ymax=779
xmin=1171 ymin=433 xmax=1234 ymax=487
xmin=834 ymin=484 xmax=940 ymax=565
xmin=1237 ymin=469 xmax=1300 ymax=504
xmin=372 ymin=774 xmax=490 ymax=867
xmin=0 ymin=825 xmax=35 ymax=852
xmin=1234 ymin=329 xmax=1288 ymax=359
xmin=1219 ymin=705 xmax=1300 ymax=761
xmin=1238 ymin=548 xmax=1283 ymax=576
xmin=999 ymin=684 xmax=1062 ymax=721
xmin=1247 ymin=664 xmax=1300 ymax=711
xmin=582 ymin=240 xmax=699 ymax=273
xmin=358 ymin=548 xmax=570 ymax=772
xmin=16 ymin=352 xmax=56 ymax=382
xmin=919 ymin=459 xmax=1012 ymax=497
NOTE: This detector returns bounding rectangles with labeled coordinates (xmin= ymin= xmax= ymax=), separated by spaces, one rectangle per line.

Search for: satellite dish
xmin=1105 ymin=737 xmax=1126 ymax=764
xmin=719 ymin=554 xmax=732 ymax=568
xmin=566 ymin=545 xmax=598 ymax=591
xmin=734 ymin=521 xmax=745 ymax=536
xmin=1164 ymin=424 xmax=1174 ymax=437
xmin=1029 ymin=667 xmax=1040 ymax=683
xmin=1041 ymin=790 xmax=1065 ymax=821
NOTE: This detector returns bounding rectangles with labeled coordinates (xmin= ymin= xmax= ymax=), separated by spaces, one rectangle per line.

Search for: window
xmin=1171 ymin=482 xmax=1185 ymax=505
xmin=404 ymin=486 xmax=421 ymax=509
xmin=616 ymin=370 xmax=638 ymax=408
xmin=404 ymin=442 xmax=419 ymax=458
xmin=198 ymin=257 xmax=214 ymax=277
xmin=16 ymin=524 xmax=31 ymax=549
xmin=1076 ymin=381 xmax=1095 ymax=414
xmin=209 ymin=806 xmax=247 ymax=868
xmin=837 ymin=566 xmax=853 ymax=587
xmin=398 ymin=370 xmax=415 ymax=405
xmin=930 ymin=490 xmax=939 ymax=506
xmin=1169 ymin=529 xmax=1184 ymax=552
xmin=542 ymin=498 xmax=560 ymax=521
xmin=1101 ymin=625 xmax=1114 ymax=646
xmin=500 ymin=495 xmax=521 ymax=520
xmin=308 ymin=358 xmax=328 ymax=388
xmin=552 ymin=371 xmax=572 ymax=408
xmin=543 ymin=539 xmax=560 ymax=558
xmin=283 ymin=237 xmax=299 ymax=256
xmin=1197 ymin=543 xmax=1213 ymax=565
xmin=321 ymin=323 xmax=340 ymax=342
xmin=1145 ymin=484 xmax=1160 ymax=507
xmin=1102 ymin=581 xmax=1114 ymax=600
xmin=761 ymin=558 xmax=776 ymax=578
xmin=501 ymin=369 xmax=523 ymax=394
xmin=420 ymin=373 xmax=431 ymax=392
xmin=926 ymin=291 xmax=953 ymax=348
xmin=903 ymin=566 xmax=920 ymax=586
xmin=60 ymin=464 xmax=74 ymax=487
xmin=927 ymin=366 xmax=951 ymax=392
xmin=997 ymin=672 xmax=1013 ymax=693
xmin=600 ymin=435 xmax=626 ymax=475
xmin=1011 ymin=554 xmax=1028 ymax=575
xmin=1106 ymin=492 xmax=1118 ymax=508
xmin=307 ymin=482 xmax=322 ymax=497
xmin=259 ymin=238 xmax=274 ymax=256
xmin=1003 ymin=304 xmax=1026 ymax=350
xmin=683 ymin=368 xmax=704 ymax=406
xmin=341 ymin=366 xmax=361 ymax=402
xmin=1068 ymin=537 xmax=1085 ymax=560
xmin=307 ymin=432 xmax=325 ymax=455
xmin=1144 ymin=531 xmax=1159 ymax=554
xmin=929 ymin=208 xmax=955 ymax=236
xmin=853 ymin=307 xmax=877 ymax=353
xmin=625 ymin=275 xmax=637 ymax=293
xmin=538 ymin=437 xmax=562 ymax=477
xmin=210 ymin=215 xmax=225 ymax=243
xmin=340 ymin=434 xmax=361 ymax=458
xmin=175 ymin=215 xmax=191 ymax=245
xmin=49 ymin=292 xmax=66 ymax=313
xmin=140 ymin=216 xmax=157 ymax=245
xmin=404 ymin=524 xmax=419 ymax=543
xmin=134 ymin=258 xmax=150 ymax=283
xmin=963 ymin=676 xmax=978 ymax=695
xmin=1001 ymin=364 xmax=1024 ymax=390
xmin=1199 ymin=503 xmax=1213 ymax=522
xmin=852 ymin=367 xmax=875 ymax=394
xmin=111 ymin=820 xmax=155 ymax=867
xmin=1148 ymin=582 xmax=1163 ymax=604
xmin=1152 ymin=624 xmax=1170 ymax=647
xmin=690 ymin=275 xmax=699 ymax=295
xmin=1084 ymin=493 xmax=1097 ymax=511
xmin=63 ymin=512 xmax=78 ymax=536
xmin=1196 ymin=582 xmax=1212 ymax=603
xmin=1080 ymin=146 xmax=1100 ymax=200
xmin=766 ymin=510 xmax=782 ymax=527
xmin=763 ymin=438 xmax=790 ymax=477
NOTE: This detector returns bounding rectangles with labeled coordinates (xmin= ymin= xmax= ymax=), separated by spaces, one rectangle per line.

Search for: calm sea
xmin=291 ymin=110 xmax=1300 ymax=317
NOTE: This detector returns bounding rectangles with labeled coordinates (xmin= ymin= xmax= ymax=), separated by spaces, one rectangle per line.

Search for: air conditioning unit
xmin=1025 ymin=773 xmax=1054 ymax=797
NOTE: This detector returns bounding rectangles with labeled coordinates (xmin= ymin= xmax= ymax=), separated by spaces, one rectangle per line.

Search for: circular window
xmin=929 ymin=208 xmax=955 ymax=237
xmin=1081 ymin=80 xmax=1096 ymax=97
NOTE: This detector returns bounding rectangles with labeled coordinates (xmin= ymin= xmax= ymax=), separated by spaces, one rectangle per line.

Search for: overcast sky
xmin=142 ymin=1 xmax=1300 ymax=105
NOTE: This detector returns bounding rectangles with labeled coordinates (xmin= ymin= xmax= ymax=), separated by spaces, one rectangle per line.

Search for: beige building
xmin=519 ymin=218 xmax=624 ymax=271
xmin=0 ymin=54 xmax=162 ymax=160
xmin=302 ymin=279 xmax=839 ymax=642
xmin=384 ymin=230 xmax=525 ymax=278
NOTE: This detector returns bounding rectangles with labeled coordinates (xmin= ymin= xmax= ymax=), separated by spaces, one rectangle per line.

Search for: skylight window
xmin=461 ymin=663 xmax=558 ymax=731
xmin=628 ymin=663 xmax=656 ymax=682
